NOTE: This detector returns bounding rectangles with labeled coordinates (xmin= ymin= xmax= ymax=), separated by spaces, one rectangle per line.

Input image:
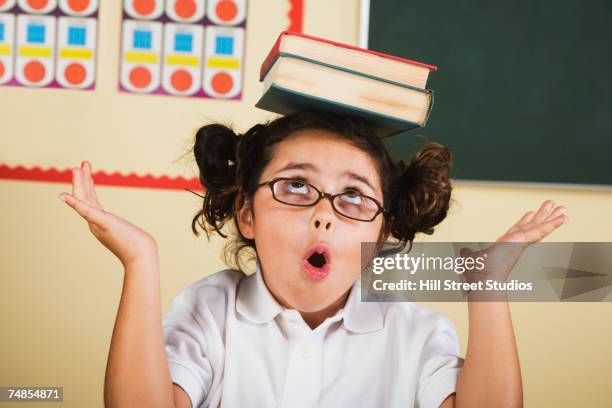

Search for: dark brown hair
xmin=190 ymin=110 xmax=453 ymax=271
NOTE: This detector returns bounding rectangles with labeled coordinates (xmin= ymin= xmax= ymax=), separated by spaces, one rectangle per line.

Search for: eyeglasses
xmin=251 ymin=177 xmax=388 ymax=222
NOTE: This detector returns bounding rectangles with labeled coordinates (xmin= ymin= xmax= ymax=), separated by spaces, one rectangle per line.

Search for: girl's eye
xmin=275 ymin=179 xmax=314 ymax=205
xmin=339 ymin=192 xmax=363 ymax=206
xmin=285 ymin=180 xmax=309 ymax=195
xmin=288 ymin=181 xmax=308 ymax=194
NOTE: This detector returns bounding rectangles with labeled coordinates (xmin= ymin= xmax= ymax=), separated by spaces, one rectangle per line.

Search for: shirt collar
xmin=236 ymin=260 xmax=384 ymax=334
xmin=236 ymin=260 xmax=285 ymax=324
xmin=342 ymin=277 xmax=384 ymax=334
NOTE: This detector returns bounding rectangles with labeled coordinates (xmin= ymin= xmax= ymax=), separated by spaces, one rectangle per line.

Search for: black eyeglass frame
xmin=250 ymin=177 xmax=389 ymax=222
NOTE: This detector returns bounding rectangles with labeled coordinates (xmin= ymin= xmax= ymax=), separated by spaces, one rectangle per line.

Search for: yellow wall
xmin=1 ymin=1 xmax=611 ymax=406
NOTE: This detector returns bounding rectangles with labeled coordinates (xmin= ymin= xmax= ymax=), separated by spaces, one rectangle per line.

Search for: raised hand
xmin=58 ymin=161 xmax=158 ymax=268
xmin=462 ymin=200 xmax=569 ymax=290
xmin=497 ymin=200 xmax=568 ymax=245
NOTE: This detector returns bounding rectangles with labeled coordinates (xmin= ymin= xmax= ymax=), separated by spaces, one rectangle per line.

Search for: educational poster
xmin=119 ymin=0 xmax=247 ymax=99
xmin=0 ymin=0 xmax=99 ymax=90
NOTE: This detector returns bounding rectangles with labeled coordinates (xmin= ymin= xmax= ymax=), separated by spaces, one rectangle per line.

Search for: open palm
xmin=497 ymin=200 xmax=568 ymax=245
xmin=462 ymin=200 xmax=569 ymax=287
xmin=58 ymin=161 xmax=158 ymax=267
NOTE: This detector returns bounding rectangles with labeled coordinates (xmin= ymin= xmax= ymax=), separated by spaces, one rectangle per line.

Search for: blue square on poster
xmin=0 ymin=23 xmax=4 ymax=42
xmin=215 ymin=36 xmax=233 ymax=55
xmin=174 ymin=33 xmax=192 ymax=52
xmin=133 ymin=30 xmax=152 ymax=49
xmin=27 ymin=24 xmax=46 ymax=44
xmin=68 ymin=26 xmax=86 ymax=46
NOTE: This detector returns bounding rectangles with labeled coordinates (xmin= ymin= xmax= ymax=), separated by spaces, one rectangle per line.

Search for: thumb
xmin=460 ymin=247 xmax=475 ymax=258
xmin=59 ymin=193 xmax=106 ymax=228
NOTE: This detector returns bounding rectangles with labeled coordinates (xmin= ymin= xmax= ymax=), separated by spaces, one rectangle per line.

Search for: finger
xmin=82 ymin=161 xmax=102 ymax=207
xmin=72 ymin=167 xmax=86 ymax=201
xmin=532 ymin=200 xmax=555 ymax=224
xmin=75 ymin=163 xmax=98 ymax=208
xmin=510 ymin=211 xmax=535 ymax=231
xmin=59 ymin=192 xmax=107 ymax=228
xmin=80 ymin=161 xmax=94 ymax=201
xmin=544 ymin=205 xmax=567 ymax=221
xmin=82 ymin=161 xmax=91 ymax=184
xmin=522 ymin=213 xmax=569 ymax=243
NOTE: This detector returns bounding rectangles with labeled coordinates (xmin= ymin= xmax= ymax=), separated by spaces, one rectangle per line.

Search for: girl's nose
xmin=312 ymin=197 xmax=335 ymax=232
xmin=314 ymin=219 xmax=332 ymax=230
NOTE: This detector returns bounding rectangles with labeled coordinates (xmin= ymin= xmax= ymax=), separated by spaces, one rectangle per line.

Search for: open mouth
xmin=307 ymin=252 xmax=327 ymax=268
xmin=302 ymin=244 xmax=331 ymax=280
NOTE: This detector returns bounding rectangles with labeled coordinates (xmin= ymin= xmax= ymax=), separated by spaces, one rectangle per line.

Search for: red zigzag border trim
xmin=0 ymin=164 xmax=204 ymax=192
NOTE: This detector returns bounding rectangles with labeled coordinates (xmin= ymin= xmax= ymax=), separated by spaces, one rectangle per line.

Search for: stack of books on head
xmin=255 ymin=31 xmax=437 ymax=138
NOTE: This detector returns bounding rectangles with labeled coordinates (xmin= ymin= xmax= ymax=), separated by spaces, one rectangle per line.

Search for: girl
xmin=59 ymin=110 xmax=568 ymax=407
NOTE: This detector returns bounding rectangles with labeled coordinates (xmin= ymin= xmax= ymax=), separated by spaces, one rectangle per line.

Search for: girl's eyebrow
xmin=277 ymin=162 xmax=376 ymax=192
xmin=277 ymin=162 xmax=316 ymax=173
xmin=342 ymin=171 xmax=376 ymax=193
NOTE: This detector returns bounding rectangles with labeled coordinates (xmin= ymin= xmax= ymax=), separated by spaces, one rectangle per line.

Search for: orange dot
xmin=0 ymin=61 xmax=4 ymax=78
xmin=171 ymin=69 xmax=192 ymax=92
xmin=27 ymin=0 xmax=48 ymax=10
xmin=68 ymin=0 xmax=90 ymax=12
xmin=65 ymin=63 xmax=86 ymax=85
xmin=215 ymin=0 xmax=237 ymax=22
xmin=24 ymin=60 xmax=46 ymax=83
xmin=174 ymin=0 xmax=196 ymax=19
xmin=129 ymin=66 xmax=152 ymax=89
xmin=133 ymin=0 xmax=156 ymax=16
xmin=211 ymin=72 xmax=233 ymax=94
xmin=0 ymin=0 xmax=7 ymax=6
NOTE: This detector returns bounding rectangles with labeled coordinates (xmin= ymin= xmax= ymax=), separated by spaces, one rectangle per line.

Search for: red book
xmin=259 ymin=31 xmax=437 ymax=89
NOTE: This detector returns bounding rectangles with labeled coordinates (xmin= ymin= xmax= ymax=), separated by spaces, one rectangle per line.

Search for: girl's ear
xmin=236 ymin=195 xmax=255 ymax=239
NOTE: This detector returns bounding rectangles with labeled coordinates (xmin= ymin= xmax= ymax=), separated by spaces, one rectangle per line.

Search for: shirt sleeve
xmin=163 ymin=288 xmax=214 ymax=408
xmin=416 ymin=315 xmax=465 ymax=408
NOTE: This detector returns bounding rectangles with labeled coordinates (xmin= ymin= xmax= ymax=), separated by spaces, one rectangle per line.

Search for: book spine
xmin=259 ymin=31 xmax=288 ymax=81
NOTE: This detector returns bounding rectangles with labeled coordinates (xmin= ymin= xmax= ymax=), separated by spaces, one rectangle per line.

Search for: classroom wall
xmin=1 ymin=1 xmax=611 ymax=406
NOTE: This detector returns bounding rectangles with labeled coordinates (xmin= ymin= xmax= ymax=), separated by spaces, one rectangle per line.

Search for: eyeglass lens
xmin=272 ymin=179 xmax=379 ymax=221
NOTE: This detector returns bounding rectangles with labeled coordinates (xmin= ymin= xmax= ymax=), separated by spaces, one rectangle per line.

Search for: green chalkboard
xmin=370 ymin=0 xmax=612 ymax=186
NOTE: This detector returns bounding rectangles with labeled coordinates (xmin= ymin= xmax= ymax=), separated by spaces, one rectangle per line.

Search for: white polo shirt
xmin=163 ymin=262 xmax=464 ymax=408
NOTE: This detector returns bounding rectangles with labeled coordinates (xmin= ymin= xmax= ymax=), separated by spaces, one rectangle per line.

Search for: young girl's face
xmin=238 ymin=129 xmax=386 ymax=319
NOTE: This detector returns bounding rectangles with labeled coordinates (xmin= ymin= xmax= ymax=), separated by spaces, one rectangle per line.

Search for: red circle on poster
xmin=175 ymin=0 xmax=196 ymax=19
xmin=24 ymin=61 xmax=46 ymax=83
xmin=211 ymin=72 xmax=233 ymax=94
xmin=215 ymin=0 xmax=237 ymax=22
xmin=129 ymin=66 xmax=152 ymax=89
xmin=0 ymin=0 xmax=7 ymax=7
xmin=27 ymin=0 xmax=48 ymax=10
xmin=0 ymin=61 xmax=5 ymax=78
xmin=171 ymin=69 xmax=192 ymax=92
xmin=133 ymin=0 xmax=156 ymax=16
xmin=65 ymin=63 xmax=86 ymax=85
xmin=68 ymin=0 xmax=90 ymax=12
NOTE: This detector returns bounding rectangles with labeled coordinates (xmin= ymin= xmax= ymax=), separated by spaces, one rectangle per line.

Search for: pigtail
xmin=388 ymin=142 xmax=453 ymax=246
xmin=191 ymin=123 xmax=240 ymax=238
xmin=233 ymin=124 xmax=268 ymax=194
